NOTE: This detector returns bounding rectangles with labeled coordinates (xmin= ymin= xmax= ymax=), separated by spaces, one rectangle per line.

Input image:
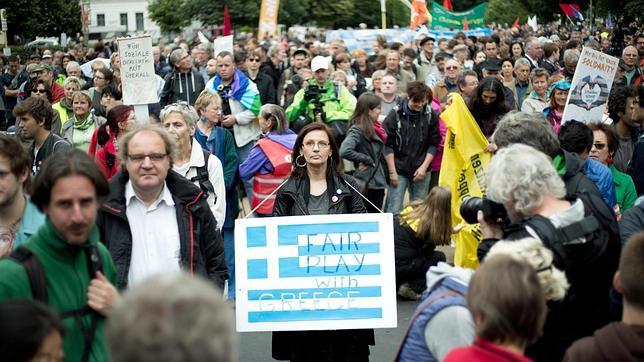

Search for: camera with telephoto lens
xmin=304 ymin=84 xmax=321 ymax=102
xmin=460 ymin=196 xmax=510 ymax=228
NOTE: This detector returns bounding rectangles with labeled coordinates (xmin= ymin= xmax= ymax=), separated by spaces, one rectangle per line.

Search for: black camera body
xmin=460 ymin=196 xmax=510 ymax=228
xmin=303 ymin=84 xmax=326 ymax=122
xmin=304 ymin=84 xmax=321 ymax=102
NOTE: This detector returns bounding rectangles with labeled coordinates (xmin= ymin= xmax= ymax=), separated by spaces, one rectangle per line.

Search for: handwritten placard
xmin=235 ymin=213 xmax=397 ymax=332
xmin=117 ymin=35 xmax=157 ymax=105
xmin=562 ymin=47 xmax=619 ymax=124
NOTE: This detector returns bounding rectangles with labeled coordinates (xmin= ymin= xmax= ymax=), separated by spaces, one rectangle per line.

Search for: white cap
xmin=311 ymin=56 xmax=329 ymax=72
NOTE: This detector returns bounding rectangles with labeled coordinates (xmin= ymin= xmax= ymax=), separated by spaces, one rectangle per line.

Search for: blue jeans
xmin=237 ymin=142 xmax=255 ymax=206
xmin=223 ymin=226 xmax=236 ymax=300
xmin=385 ymin=173 xmax=431 ymax=214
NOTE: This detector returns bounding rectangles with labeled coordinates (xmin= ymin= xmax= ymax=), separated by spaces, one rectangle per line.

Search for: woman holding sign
xmin=272 ymin=122 xmax=373 ymax=361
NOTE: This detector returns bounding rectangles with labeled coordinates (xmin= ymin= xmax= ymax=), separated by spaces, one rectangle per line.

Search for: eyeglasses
xmin=247 ymin=58 xmax=261 ymax=62
xmin=303 ymin=141 xmax=330 ymax=150
xmin=592 ymin=143 xmax=607 ymax=150
xmin=128 ymin=153 xmax=168 ymax=163
xmin=94 ymin=75 xmax=105 ymax=80
xmin=446 ymin=66 xmax=459 ymax=70
xmin=33 ymin=89 xmax=47 ymax=94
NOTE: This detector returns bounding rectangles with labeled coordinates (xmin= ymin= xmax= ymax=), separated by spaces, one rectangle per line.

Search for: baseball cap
xmin=30 ymin=63 xmax=52 ymax=74
xmin=550 ymin=34 xmax=561 ymax=42
xmin=42 ymin=54 xmax=52 ymax=59
xmin=293 ymin=48 xmax=309 ymax=57
xmin=311 ymin=56 xmax=329 ymax=72
xmin=419 ymin=36 xmax=436 ymax=46
xmin=481 ymin=59 xmax=502 ymax=71
xmin=26 ymin=64 xmax=40 ymax=78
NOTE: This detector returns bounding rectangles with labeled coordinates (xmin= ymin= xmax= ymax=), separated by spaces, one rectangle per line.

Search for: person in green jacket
xmin=589 ymin=123 xmax=638 ymax=213
xmin=0 ymin=149 xmax=119 ymax=362
xmin=286 ymin=55 xmax=356 ymax=138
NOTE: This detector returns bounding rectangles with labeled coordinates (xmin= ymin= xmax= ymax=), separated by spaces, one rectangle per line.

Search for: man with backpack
xmin=478 ymin=144 xmax=621 ymax=362
xmin=0 ymin=149 xmax=119 ymax=362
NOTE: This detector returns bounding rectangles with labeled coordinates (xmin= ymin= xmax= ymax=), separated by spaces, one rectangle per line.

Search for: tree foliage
xmin=3 ymin=0 xmax=81 ymax=44
xmin=148 ymin=0 xmax=191 ymax=34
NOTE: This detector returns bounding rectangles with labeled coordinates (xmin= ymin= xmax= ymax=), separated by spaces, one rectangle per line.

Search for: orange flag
xmin=411 ymin=0 xmax=430 ymax=29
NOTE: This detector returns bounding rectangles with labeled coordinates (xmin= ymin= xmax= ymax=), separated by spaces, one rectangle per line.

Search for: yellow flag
xmin=438 ymin=94 xmax=491 ymax=269
xmin=258 ymin=0 xmax=280 ymax=40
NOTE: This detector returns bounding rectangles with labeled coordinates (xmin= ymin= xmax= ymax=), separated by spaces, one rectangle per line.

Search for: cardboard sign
xmin=214 ymin=35 xmax=234 ymax=58
xmin=562 ymin=47 xmax=619 ymax=124
xmin=235 ymin=213 xmax=397 ymax=332
xmin=117 ymin=35 xmax=157 ymax=105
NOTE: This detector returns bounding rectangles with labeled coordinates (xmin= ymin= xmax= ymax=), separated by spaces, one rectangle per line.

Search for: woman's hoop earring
xmin=296 ymin=154 xmax=307 ymax=168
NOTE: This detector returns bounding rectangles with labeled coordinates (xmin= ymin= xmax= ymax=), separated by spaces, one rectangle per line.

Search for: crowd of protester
xmin=0 ymin=18 xmax=643 ymax=361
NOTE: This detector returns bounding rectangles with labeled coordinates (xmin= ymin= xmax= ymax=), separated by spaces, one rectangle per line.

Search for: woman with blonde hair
xmin=394 ymin=186 xmax=451 ymax=300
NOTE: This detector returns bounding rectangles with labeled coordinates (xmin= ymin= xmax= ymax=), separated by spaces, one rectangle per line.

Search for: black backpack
xmin=8 ymin=245 xmax=104 ymax=362
xmin=190 ymin=149 xmax=216 ymax=200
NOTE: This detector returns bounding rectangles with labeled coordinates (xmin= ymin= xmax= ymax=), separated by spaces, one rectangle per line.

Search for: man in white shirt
xmin=97 ymin=124 xmax=227 ymax=290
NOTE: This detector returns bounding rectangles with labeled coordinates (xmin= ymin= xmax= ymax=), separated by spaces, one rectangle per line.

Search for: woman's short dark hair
xmin=290 ymin=122 xmax=341 ymax=178
xmin=31 ymin=149 xmax=110 ymax=212
xmin=468 ymin=255 xmax=546 ymax=348
xmin=30 ymin=80 xmax=53 ymax=102
xmin=95 ymin=68 xmax=114 ymax=84
xmin=0 ymin=299 xmax=65 ymax=362
xmin=101 ymin=83 xmax=122 ymax=100
xmin=608 ymin=85 xmax=636 ymax=122
xmin=588 ymin=122 xmax=619 ymax=155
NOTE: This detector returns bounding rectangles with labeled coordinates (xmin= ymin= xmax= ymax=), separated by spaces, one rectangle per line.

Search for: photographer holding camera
xmin=286 ymin=56 xmax=356 ymax=142
xmin=476 ymin=143 xmax=621 ymax=362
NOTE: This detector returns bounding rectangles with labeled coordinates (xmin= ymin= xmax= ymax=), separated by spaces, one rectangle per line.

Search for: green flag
xmin=431 ymin=2 xmax=487 ymax=29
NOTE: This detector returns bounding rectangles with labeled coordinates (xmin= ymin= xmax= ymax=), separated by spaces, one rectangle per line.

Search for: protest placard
xmin=562 ymin=47 xmax=619 ymax=124
xmin=214 ymin=35 xmax=234 ymax=58
xmin=235 ymin=213 xmax=397 ymax=332
xmin=117 ymin=35 xmax=157 ymax=105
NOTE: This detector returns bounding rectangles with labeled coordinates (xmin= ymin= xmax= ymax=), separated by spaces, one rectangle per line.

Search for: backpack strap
xmin=190 ymin=149 xmax=216 ymax=197
xmin=524 ymin=215 xmax=570 ymax=266
xmin=8 ymin=246 xmax=48 ymax=302
xmin=59 ymin=245 xmax=104 ymax=362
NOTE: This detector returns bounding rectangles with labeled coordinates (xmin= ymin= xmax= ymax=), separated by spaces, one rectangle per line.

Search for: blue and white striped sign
xmin=235 ymin=213 xmax=397 ymax=332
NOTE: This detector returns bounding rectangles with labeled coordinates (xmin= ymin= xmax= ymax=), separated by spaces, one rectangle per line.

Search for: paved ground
xmin=236 ymin=298 xmax=419 ymax=362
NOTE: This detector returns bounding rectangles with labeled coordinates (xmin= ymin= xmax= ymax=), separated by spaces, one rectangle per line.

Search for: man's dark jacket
xmin=96 ymin=170 xmax=227 ymax=290
xmin=382 ymin=99 xmax=440 ymax=179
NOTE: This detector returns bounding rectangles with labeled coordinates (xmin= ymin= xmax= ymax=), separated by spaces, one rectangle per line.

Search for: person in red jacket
xmin=88 ymin=105 xmax=136 ymax=181
xmin=444 ymin=255 xmax=547 ymax=362
xmin=239 ymin=104 xmax=296 ymax=216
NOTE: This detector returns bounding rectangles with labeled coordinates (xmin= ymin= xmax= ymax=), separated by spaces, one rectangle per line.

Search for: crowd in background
xmin=0 ymin=19 xmax=643 ymax=362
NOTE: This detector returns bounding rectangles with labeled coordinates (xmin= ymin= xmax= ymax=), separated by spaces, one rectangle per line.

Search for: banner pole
xmin=381 ymin=0 xmax=387 ymax=29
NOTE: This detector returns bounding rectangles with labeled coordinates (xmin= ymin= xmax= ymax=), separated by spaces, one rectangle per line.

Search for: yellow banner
xmin=258 ymin=0 xmax=280 ymax=40
xmin=438 ymin=93 xmax=491 ymax=269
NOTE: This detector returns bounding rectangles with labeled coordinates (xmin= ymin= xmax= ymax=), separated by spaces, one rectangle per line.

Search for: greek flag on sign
xmin=235 ymin=213 xmax=398 ymax=332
